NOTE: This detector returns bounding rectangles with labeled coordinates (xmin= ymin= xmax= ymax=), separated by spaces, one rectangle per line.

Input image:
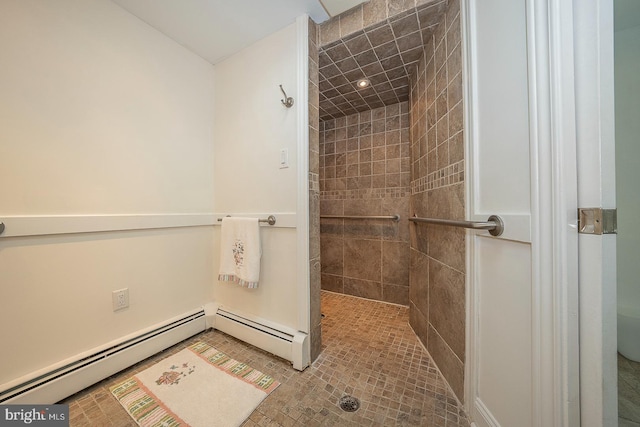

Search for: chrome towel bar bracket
xmin=409 ymin=215 xmax=504 ymax=236
xmin=217 ymin=215 xmax=276 ymax=226
xmin=0 ymin=222 xmax=4 ymax=235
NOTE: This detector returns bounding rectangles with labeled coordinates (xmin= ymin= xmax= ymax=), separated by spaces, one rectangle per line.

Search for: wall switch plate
xmin=112 ymin=288 xmax=129 ymax=311
xmin=279 ymin=148 xmax=289 ymax=169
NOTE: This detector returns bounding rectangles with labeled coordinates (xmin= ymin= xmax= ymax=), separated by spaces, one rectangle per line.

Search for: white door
xmin=462 ymin=0 xmax=580 ymax=426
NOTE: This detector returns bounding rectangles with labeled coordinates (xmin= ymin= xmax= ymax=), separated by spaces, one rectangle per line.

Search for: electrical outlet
xmin=112 ymin=288 xmax=129 ymax=311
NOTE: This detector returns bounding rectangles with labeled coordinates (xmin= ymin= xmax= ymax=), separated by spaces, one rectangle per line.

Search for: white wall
xmin=212 ymin=22 xmax=303 ymax=331
xmin=0 ymin=0 xmax=215 ymax=387
xmin=0 ymin=0 xmax=215 ymax=214
xmin=615 ymin=23 xmax=640 ymax=308
xmin=213 ymin=24 xmax=298 ymax=213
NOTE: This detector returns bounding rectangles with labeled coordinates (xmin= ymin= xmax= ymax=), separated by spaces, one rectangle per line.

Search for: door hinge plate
xmin=578 ymin=208 xmax=617 ymax=235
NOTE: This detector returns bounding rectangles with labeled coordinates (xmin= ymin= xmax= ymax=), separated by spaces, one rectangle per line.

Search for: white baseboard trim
xmin=1 ymin=310 xmax=206 ymax=404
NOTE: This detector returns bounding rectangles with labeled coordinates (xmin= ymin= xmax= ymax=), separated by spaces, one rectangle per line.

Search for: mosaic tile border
xmin=321 ymin=187 xmax=410 ymax=200
xmin=411 ymin=159 xmax=464 ymax=194
xmin=310 ymin=172 xmax=320 ymax=193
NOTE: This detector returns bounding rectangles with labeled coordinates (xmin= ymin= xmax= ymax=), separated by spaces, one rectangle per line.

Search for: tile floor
xmin=62 ymin=291 xmax=470 ymax=426
xmin=619 ymin=353 xmax=640 ymax=427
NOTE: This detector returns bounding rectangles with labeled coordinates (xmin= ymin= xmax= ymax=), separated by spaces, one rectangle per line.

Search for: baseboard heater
xmin=0 ymin=310 xmax=206 ymax=405
xmin=209 ymin=306 xmax=309 ymax=371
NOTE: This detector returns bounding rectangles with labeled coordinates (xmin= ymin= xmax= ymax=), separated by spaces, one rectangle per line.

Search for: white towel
xmin=218 ymin=217 xmax=262 ymax=288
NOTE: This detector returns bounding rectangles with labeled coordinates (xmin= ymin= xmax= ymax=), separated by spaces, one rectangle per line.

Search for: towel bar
xmin=217 ymin=215 xmax=276 ymax=226
xmin=320 ymin=215 xmax=400 ymax=221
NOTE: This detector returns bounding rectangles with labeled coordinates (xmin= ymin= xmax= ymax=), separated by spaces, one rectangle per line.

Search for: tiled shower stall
xmin=320 ymin=103 xmax=411 ymax=305
xmin=316 ymin=0 xmax=466 ymax=402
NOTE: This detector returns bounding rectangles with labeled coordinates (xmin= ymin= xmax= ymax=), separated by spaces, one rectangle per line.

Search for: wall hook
xmin=279 ymin=85 xmax=294 ymax=108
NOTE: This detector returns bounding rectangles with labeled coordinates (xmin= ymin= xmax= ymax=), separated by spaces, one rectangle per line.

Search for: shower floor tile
xmin=62 ymin=291 xmax=470 ymax=426
xmin=619 ymin=352 xmax=640 ymax=426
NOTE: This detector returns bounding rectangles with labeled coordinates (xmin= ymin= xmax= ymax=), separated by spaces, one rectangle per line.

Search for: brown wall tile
xmin=344 ymin=196 xmax=382 ymax=218
xmin=310 ymin=257 xmax=322 ymax=322
xmin=344 ymin=277 xmax=383 ymax=300
xmin=382 ymin=241 xmax=410 ymax=285
xmin=427 ymin=226 xmax=465 ymax=272
xmin=448 ymin=102 xmax=463 ymax=146
xmin=409 ymin=0 xmax=466 ymax=403
xmin=428 ymin=260 xmax=465 ymax=360
xmin=449 ymin=130 xmax=464 ymax=164
xmin=321 ymin=199 xmax=344 ymax=216
xmin=320 ymin=236 xmax=344 ymax=275
xmin=321 ymin=273 xmax=344 ymax=293
xmin=447 ymin=43 xmax=462 ymax=82
xmin=310 ymin=322 xmax=322 ymax=362
xmin=340 ymin=5 xmax=364 ymax=38
xmin=363 ymin=0 xmax=388 ymax=28
xmin=388 ymin=0 xmax=416 ymax=17
xmin=409 ymin=301 xmax=429 ymax=347
xmin=428 ymin=325 xmax=464 ymax=401
xmin=320 ymin=17 xmax=341 ymax=46
xmin=344 ymin=238 xmax=382 ymax=282
xmin=320 ymin=103 xmax=411 ymax=304
xmin=446 ymin=0 xmax=461 ymax=26
xmin=320 ymin=218 xmax=344 ymax=236
xmin=382 ymin=197 xmax=409 ymax=242
xmin=409 ymin=248 xmax=429 ymax=318
xmin=448 ymin=72 xmax=463 ymax=108
xmin=382 ymin=283 xmax=409 ymax=305
xmin=319 ymin=0 xmax=423 ymax=49
xmin=309 ymin=17 xmax=322 ymax=363
xmin=310 ymin=194 xmax=320 ymax=261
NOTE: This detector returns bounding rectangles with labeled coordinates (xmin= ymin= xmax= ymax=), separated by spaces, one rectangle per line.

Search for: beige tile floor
xmin=62 ymin=291 xmax=470 ymax=426
xmin=619 ymin=353 xmax=640 ymax=427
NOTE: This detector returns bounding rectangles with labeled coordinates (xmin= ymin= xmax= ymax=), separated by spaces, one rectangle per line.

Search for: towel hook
xmin=279 ymin=85 xmax=294 ymax=108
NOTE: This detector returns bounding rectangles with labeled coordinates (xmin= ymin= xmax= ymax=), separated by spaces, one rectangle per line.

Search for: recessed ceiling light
xmin=356 ymin=78 xmax=370 ymax=89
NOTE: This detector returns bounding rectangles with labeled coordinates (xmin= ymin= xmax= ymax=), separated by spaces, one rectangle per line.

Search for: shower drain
xmin=338 ymin=395 xmax=361 ymax=412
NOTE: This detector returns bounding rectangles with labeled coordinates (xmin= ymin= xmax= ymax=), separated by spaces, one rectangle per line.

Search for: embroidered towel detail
xmin=218 ymin=217 xmax=262 ymax=288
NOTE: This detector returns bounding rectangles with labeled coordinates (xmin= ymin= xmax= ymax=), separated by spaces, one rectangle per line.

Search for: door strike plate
xmin=578 ymin=208 xmax=617 ymax=235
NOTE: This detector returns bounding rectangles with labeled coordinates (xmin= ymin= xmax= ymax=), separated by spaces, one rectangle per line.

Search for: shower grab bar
xmin=217 ymin=215 xmax=276 ymax=226
xmin=320 ymin=214 xmax=400 ymax=221
xmin=409 ymin=215 xmax=504 ymax=236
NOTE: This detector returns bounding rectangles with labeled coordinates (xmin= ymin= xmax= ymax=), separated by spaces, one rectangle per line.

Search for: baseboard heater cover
xmin=0 ymin=310 xmax=206 ymax=404
xmin=209 ymin=306 xmax=309 ymax=371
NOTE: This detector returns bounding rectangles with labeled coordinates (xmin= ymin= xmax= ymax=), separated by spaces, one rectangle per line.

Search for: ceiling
xmin=110 ymin=0 xmax=334 ymax=64
xmin=318 ymin=1 xmax=447 ymax=121
xmin=110 ymin=0 xmax=448 ymax=122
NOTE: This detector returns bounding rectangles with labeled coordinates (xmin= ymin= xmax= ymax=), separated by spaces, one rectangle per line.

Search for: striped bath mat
xmin=110 ymin=342 xmax=280 ymax=427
